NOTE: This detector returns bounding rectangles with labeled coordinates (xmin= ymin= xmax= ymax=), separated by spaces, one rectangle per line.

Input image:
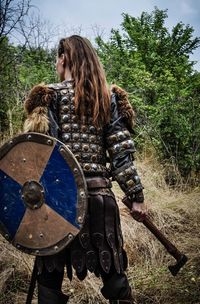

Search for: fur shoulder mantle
xmin=24 ymin=84 xmax=55 ymax=115
xmin=110 ymin=84 xmax=135 ymax=130
xmin=24 ymin=80 xmax=73 ymax=115
xmin=23 ymin=82 xmax=135 ymax=134
xmin=23 ymin=84 xmax=56 ymax=134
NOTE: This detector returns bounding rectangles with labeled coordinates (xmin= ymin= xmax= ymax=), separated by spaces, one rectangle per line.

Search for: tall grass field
xmin=0 ymin=155 xmax=199 ymax=304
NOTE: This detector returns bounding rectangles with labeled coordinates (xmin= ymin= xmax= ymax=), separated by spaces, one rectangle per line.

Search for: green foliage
xmin=0 ymin=39 xmax=57 ymax=137
xmin=18 ymin=47 xmax=57 ymax=89
xmin=96 ymin=8 xmax=200 ymax=181
xmin=0 ymin=37 xmax=22 ymax=135
xmin=1 ymin=7 xmax=200 ymax=182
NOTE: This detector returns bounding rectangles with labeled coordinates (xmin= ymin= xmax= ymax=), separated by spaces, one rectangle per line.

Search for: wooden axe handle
xmin=122 ymin=197 xmax=188 ymax=276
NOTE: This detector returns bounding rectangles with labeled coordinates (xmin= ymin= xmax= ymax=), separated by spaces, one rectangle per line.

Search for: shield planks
xmin=0 ymin=133 xmax=87 ymax=256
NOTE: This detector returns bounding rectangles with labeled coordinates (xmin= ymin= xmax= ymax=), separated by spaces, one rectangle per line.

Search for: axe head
xmin=168 ymin=254 xmax=188 ymax=276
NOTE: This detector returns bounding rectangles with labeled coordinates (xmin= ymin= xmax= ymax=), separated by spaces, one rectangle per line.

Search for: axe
xmin=122 ymin=197 xmax=188 ymax=276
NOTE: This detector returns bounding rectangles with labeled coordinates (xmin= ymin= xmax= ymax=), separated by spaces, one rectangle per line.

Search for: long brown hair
xmin=58 ymin=35 xmax=110 ymax=127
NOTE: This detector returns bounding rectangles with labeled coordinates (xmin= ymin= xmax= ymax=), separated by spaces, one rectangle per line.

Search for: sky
xmin=31 ymin=0 xmax=200 ymax=70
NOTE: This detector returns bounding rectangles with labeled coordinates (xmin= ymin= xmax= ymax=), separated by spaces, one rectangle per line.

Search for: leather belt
xmin=86 ymin=177 xmax=112 ymax=189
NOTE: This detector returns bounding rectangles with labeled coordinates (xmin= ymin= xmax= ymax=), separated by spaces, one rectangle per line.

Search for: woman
xmin=24 ymin=35 xmax=145 ymax=304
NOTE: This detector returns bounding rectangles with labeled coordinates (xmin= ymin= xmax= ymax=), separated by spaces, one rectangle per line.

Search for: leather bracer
xmin=112 ymin=163 xmax=144 ymax=203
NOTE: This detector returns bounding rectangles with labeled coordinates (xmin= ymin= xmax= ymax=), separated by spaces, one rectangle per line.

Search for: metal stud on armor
xmin=107 ymin=130 xmax=136 ymax=156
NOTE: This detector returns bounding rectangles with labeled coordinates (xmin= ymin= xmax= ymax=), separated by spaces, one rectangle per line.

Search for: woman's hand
xmin=130 ymin=202 xmax=147 ymax=222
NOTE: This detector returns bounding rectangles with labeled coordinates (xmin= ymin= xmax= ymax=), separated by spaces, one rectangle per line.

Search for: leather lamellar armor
xmin=48 ymin=80 xmax=108 ymax=176
xmin=24 ymin=80 xmax=144 ymax=202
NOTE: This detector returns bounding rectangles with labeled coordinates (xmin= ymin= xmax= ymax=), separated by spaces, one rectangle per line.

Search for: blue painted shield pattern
xmin=0 ymin=133 xmax=87 ymax=256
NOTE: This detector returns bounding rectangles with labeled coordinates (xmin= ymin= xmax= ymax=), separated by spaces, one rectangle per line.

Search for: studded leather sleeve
xmin=106 ymin=93 xmax=144 ymax=203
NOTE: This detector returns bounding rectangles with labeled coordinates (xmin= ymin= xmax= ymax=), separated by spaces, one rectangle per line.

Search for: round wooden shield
xmin=0 ymin=133 xmax=87 ymax=256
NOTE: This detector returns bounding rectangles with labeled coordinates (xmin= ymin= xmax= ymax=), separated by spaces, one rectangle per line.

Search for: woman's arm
xmin=106 ymin=86 xmax=146 ymax=217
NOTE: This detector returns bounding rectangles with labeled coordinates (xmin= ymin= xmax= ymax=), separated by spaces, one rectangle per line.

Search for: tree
xmin=0 ymin=0 xmax=32 ymax=46
xmin=0 ymin=1 xmax=58 ymax=137
xmin=0 ymin=0 xmax=32 ymax=137
xmin=96 ymin=8 xmax=200 ymax=181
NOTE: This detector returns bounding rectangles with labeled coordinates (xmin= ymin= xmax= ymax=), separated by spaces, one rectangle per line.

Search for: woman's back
xmin=48 ymin=79 xmax=108 ymax=176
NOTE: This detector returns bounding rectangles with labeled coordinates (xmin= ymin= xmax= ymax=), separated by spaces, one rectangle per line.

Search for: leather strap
xmin=26 ymin=258 xmax=37 ymax=304
xmin=86 ymin=177 xmax=112 ymax=189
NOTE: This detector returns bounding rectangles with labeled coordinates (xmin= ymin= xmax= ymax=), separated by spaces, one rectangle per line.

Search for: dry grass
xmin=0 ymin=155 xmax=199 ymax=303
